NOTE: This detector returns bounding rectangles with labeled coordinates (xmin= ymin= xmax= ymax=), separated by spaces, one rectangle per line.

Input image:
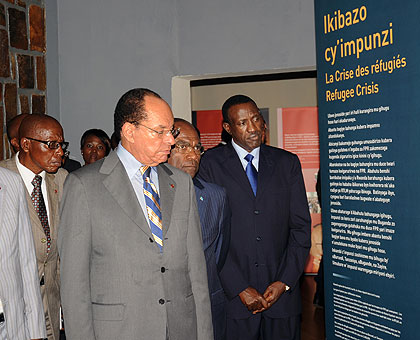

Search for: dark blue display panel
xmin=315 ymin=1 xmax=420 ymax=339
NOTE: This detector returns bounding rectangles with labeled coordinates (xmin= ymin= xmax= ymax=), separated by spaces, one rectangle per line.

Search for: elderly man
xmin=0 ymin=167 xmax=46 ymax=340
xmin=6 ymin=113 xmax=29 ymax=153
xmin=0 ymin=114 xmax=68 ymax=340
xmin=168 ymin=118 xmax=230 ymax=340
xmin=199 ymin=95 xmax=311 ymax=340
xmin=59 ymin=88 xmax=213 ymax=340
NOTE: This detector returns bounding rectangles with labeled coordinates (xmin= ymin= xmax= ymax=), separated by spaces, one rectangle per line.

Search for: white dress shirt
xmin=15 ymin=153 xmax=51 ymax=222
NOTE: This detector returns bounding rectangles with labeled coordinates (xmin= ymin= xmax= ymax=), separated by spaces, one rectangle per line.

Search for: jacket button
xmin=254 ymin=210 xmax=260 ymax=215
xmin=256 ymin=236 xmax=261 ymax=241
xmin=159 ymin=298 xmax=165 ymax=304
xmin=255 ymin=262 xmax=259 ymax=267
xmin=149 ymin=238 xmax=154 ymax=243
xmin=161 ymin=267 xmax=166 ymax=273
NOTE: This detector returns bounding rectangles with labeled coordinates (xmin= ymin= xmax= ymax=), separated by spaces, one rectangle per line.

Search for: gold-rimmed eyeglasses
xmin=138 ymin=123 xmax=180 ymax=139
xmin=26 ymin=137 xmax=69 ymax=151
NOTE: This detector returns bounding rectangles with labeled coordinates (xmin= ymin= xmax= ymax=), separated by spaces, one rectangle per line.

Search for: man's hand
xmin=263 ymin=281 xmax=287 ymax=308
xmin=239 ymin=286 xmax=268 ymax=313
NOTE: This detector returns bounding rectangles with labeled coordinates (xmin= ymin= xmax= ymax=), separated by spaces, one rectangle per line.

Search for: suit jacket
xmin=198 ymin=143 xmax=311 ymax=319
xmin=194 ymin=178 xmax=230 ymax=340
xmin=0 ymin=167 xmax=46 ymax=340
xmin=0 ymin=156 xmax=67 ymax=340
xmin=58 ymin=151 xmax=213 ymax=340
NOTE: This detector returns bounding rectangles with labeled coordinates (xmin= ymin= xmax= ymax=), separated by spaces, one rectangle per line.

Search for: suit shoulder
xmin=201 ymin=145 xmax=227 ymax=161
xmin=0 ymin=157 xmax=15 ymax=170
xmin=160 ymin=163 xmax=192 ymax=182
xmin=196 ymin=178 xmax=226 ymax=196
xmin=55 ymin=167 xmax=68 ymax=183
xmin=262 ymin=144 xmax=300 ymax=162
xmin=66 ymin=158 xmax=104 ymax=179
xmin=0 ymin=167 xmax=22 ymax=186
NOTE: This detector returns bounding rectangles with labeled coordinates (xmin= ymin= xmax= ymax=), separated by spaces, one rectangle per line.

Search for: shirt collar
xmin=15 ymin=151 xmax=46 ymax=182
xmin=115 ymin=143 xmax=158 ymax=179
xmin=231 ymin=139 xmax=260 ymax=169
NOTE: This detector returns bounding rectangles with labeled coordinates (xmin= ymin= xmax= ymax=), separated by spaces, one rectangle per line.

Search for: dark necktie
xmin=31 ymin=175 xmax=51 ymax=252
xmin=245 ymin=154 xmax=258 ymax=196
xmin=140 ymin=166 xmax=163 ymax=252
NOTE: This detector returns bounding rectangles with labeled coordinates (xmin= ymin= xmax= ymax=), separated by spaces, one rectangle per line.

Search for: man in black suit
xmin=168 ymin=118 xmax=230 ymax=340
xmin=198 ymin=95 xmax=311 ymax=340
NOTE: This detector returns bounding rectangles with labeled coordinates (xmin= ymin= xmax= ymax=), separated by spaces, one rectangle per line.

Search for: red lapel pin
xmin=170 ymin=184 xmax=175 ymax=189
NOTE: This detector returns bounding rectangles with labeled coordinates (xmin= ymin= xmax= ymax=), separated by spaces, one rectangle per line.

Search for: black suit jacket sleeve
xmin=275 ymin=153 xmax=311 ymax=289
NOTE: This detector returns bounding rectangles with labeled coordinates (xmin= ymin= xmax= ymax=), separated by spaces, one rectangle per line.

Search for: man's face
xmin=168 ymin=122 xmax=201 ymax=178
xmin=22 ymin=121 xmax=65 ymax=174
xmin=125 ymin=96 xmax=175 ymax=166
xmin=223 ymin=102 xmax=264 ymax=152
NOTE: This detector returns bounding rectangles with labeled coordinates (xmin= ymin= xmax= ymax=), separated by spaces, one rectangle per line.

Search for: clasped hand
xmin=239 ymin=281 xmax=287 ymax=314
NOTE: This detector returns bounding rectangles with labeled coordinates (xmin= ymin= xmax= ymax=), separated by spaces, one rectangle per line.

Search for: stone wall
xmin=0 ymin=0 xmax=46 ymax=159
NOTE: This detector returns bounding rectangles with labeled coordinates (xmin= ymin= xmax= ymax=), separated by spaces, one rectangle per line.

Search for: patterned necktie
xmin=140 ymin=166 xmax=163 ymax=251
xmin=31 ymin=175 xmax=51 ymax=252
xmin=245 ymin=154 xmax=258 ymax=196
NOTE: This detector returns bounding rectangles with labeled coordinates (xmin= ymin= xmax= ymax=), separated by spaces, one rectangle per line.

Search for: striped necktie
xmin=31 ymin=175 xmax=51 ymax=252
xmin=245 ymin=154 xmax=258 ymax=196
xmin=140 ymin=166 xmax=163 ymax=251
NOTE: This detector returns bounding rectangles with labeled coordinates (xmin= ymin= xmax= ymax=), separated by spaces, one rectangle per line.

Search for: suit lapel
xmin=256 ymin=145 xmax=275 ymax=199
xmin=45 ymin=173 xmax=59 ymax=240
xmin=4 ymin=156 xmax=45 ymax=234
xmin=101 ymin=152 xmax=152 ymax=238
xmin=157 ymin=164 xmax=175 ymax=237
xmin=222 ymin=144 xmax=255 ymax=198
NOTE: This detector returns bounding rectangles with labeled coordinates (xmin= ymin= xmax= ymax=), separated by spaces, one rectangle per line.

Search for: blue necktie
xmin=140 ymin=166 xmax=163 ymax=251
xmin=245 ymin=154 xmax=258 ymax=196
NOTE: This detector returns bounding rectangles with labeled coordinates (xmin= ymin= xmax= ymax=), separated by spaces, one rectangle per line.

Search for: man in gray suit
xmin=59 ymin=88 xmax=213 ymax=340
xmin=0 ymin=167 xmax=46 ymax=340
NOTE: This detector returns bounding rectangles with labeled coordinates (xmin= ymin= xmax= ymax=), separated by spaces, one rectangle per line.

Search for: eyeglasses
xmin=173 ymin=142 xmax=204 ymax=155
xmin=26 ymin=137 xmax=69 ymax=151
xmin=138 ymin=123 xmax=180 ymax=139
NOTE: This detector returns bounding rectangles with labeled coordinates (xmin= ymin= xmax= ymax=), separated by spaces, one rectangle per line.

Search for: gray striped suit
xmin=0 ymin=167 xmax=46 ymax=339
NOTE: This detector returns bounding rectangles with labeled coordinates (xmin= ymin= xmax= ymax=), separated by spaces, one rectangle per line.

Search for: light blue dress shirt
xmin=116 ymin=143 xmax=160 ymax=226
xmin=231 ymin=139 xmax=260 ymax=171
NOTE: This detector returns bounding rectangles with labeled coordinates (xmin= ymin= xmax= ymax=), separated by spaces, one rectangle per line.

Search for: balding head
xmin=168 ymin=118 xmax=202 ymax=178
xmin=6 ymin=113 xmax=29 ymax=153
xmin=19 ymin=114 xmax=66 ymax=174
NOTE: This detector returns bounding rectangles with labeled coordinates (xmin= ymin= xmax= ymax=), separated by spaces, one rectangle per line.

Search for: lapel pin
xmin=170 ymin=184 xmax=175 ymax=189
xmin=200 ymin=196 xmax=204 ymax=201
xmin=55 ymin=189 xmax=58 ymax=194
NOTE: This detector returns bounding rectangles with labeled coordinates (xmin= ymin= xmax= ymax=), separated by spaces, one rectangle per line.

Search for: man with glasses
xmin=168 ymin=118 xmax=230 ymax=340
xmin=59 ymin=88 xmax=213 ymax=340
xmin=0 ymin=113 xmax=68 ymax=340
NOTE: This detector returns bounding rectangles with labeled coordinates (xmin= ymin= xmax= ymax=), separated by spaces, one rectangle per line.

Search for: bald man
xmin=168 ymin=118 xmax=230 ymax=340
xmin=0 ymin=114 xmax=68 ymax=340
xmin=7 ymin=113 xmax=29 ymax=153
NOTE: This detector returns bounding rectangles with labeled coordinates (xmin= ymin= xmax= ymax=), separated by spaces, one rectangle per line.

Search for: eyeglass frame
xmin=133 ymin=122 xmax=180 ymax=139
xmin=172 ymin=141 xmax=204 ymax=155
xmin=26 ymin=137 xmax=69 ymax=151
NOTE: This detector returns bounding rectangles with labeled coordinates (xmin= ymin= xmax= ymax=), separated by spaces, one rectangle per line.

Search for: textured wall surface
xmin=0 ymin=0 xmax=46 ymax=159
